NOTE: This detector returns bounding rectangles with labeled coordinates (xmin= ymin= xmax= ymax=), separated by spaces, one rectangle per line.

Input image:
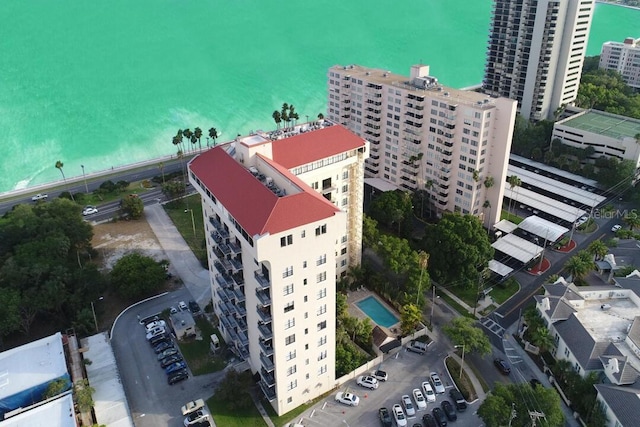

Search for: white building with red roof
xmin=188 ymin=122 xmax=367 ymax=415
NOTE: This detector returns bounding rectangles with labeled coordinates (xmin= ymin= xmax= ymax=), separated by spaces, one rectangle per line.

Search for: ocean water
xmin=1 ymin=0 xmax=638 ymax=193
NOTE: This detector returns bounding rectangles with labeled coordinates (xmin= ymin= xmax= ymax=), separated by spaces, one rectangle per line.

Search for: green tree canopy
xmin=479 ymin=383 xmax=564 ymax=427
xmin=442 ymin=317 xmax=491 ymax=355
xmin=110 ymin=253 xmax=167 ymax=299
xmin=368 ymin=190 xmax=413 ymax=236
xmin=120 ymin=195 xmax=144 ymax=219
xmin=400 ymin=303 xmax=423 ymax=335
xmin=421 ymin=213 xmax=493 ymax=289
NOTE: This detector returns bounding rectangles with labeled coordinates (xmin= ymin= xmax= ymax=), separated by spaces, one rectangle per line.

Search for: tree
xmin=623 ymin=211 xmax=640 ymax=230
xmin=110 ymin=253 xmax=167 ymax=299
xmin=162 ymin=181 xmax=186 ymax=200
xmin=400 ymin=303 xmax=422 ymax=335
xmin=587 ymin=240 xmax=608 ymax=261
xmin=281 ymin=103 xmax=289 ymax=128
xmin=157 ymin=162 xmax=166 ymax=185
xmin=183 ymin=128 xmax=193 ymax=152
xmin=362 ymin=215 xmax=379 ymax=248
xmin=0 ymin=287 xmax=21 ymax=337
xmin=442 ymin=317 xmax=491 ymax=355
xmin=529 ymin=326 xmax=554 ymax=352
xmin=422 ymin=213 xmax=494 ymax=289
xmin=214 ymin=370 xmax=253 ymax=410
xmin=565 ymin=250 xmax=594 ymax=282
xmin=74 ymin=379 xmax=95 ymax=412
xmin=368 ymin=190 xmax=413 ymax=236
xmin=194 ymin=127 xmax=203 ymax=150
xmin=507 ymin=175 xmax=521 ymax=215
xmin=44 ymin=378 xmax=70 ymax=399
xmin=120 ymin=195 xmax=144 ymax=219
xmin=479 ymin=383 xmax=564 ymax=427
xmin=272 ymin=110 xmax=282 ymax=129
xmin=55 ymin=160 xmax=75 ymax=202
xmin=208 ymin=127 xmax=219 ymax=145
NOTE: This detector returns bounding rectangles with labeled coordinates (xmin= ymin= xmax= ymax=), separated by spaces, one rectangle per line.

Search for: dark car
xmin=154 ymin=341 xmax=175 ymax=354
xmin=494 ymin=358 xmax=511 ymax=374
xmin=189 ymin=300 xmax=201 ymax=314
xmin=149 ymin=334 xmax=170 ymax=346
xmin=530 ymin=378 xmax=542 ymax=388
xmin=168 ymin=369 xmax=188 ymax=385
xmin=160 ymin=354 xmax=183 ymax=368
xmin=157 ymin=348 xmax=179 ymax=361
xmin=449 ymin=388 xmax=467 ymax=411
xmin=378 ymin=407 xmax=392 ymax=427
xmin=441 ymin=400 xmax=457 ymax=421
xmin=165 ymin=361 xmax=187 ymax=375
xmin=422 ymin=413 xmax=438 ymax=427
xmin=432 ymin=407 xmax=447 ymax=427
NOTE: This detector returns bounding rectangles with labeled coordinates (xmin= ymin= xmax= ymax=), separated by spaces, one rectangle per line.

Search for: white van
xmin=407 ymin=340 xmax=428 ymax=355
xmin=181 ymin=399 xmax=205 ymax=416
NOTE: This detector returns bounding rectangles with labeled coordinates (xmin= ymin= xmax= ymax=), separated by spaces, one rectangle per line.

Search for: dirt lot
xmin=92 ymin=219 xmax=166 ymax=270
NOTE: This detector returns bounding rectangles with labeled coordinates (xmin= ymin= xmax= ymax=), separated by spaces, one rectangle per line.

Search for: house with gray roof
xmin=594 ymin=383 xmax=640 ymax=427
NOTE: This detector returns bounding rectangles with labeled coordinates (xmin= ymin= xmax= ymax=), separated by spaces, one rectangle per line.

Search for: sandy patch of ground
xmin=92 ymin=219 xmax=166 ymax=270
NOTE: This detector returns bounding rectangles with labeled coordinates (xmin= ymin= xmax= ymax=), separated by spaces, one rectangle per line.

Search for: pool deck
xmin=346 ymin=288 xmax=401 ymax=336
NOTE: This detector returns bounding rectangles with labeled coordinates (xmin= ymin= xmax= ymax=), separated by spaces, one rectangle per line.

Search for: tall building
xmin=188 ymin=124 xmax=367 ymax=415
xmin=483 ymin=0 xmax=594 ymax=121
xmin=600 ymin=37 xmax=640 ymax=90
xmin=327 ymin=64 xmax=517 ymax=227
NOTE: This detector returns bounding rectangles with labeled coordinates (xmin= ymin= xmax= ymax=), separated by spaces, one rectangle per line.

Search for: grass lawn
xmin=490 ymin=280 xmax=520 ymax=305
xmin=445 ymin=356 xmax=478 ymax=401
xmin=79 ymin=180 xmax=155 ymax=206
xmin=263 ymin=391 xmax=334 ymax=427
xmin=500 ymin=210 xmax=523 ymax=224
xmin=207 ymin=394 xmax=267 ymax=427
xmin=438 ymin=292 xmax=475 ymax=318
xmin=164 ymin=195 xmax=207 ymax=265
xmin=177 ymin=317 xmax=227 ymax=375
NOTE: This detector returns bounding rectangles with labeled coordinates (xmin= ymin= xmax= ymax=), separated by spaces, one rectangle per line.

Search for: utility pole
xmin=508 ymin=403 xmax=516 ymax=427
xmin=416 ymin=251 xmax=429 ymax=306
xmin=529 ymin=410 xmax=545 ymax=426
xmin=430 ymin=284 xmax=436 ymax=327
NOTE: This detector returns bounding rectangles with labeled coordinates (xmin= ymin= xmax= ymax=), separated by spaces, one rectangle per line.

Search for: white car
xmin=146 ymin=326 xmax=166 ymax=340
xmin=612 ymin=224 xmax=622 ymax=232
xmin=401 ymin=394 xmax=415 ymax=416
xmin=372 ymin=369 xmax=388 ymax=381
xmin=422 ymin=381 xmax=436 ymax=402
xmin=335 ymin=392 xmax=359 ymax=406
xmin=145 ymin=320 xmax=166 ymax=331
xmin=356 ymin=375 xmax=379 ymax=390
xmin=82 ymin=206 xmax=98 ymax=216
xmin=179 ymin=301 xmax=188 ymax=311
xmin=430 ymin=372 xmax=445 ymax=394
xmin=392 ymin=404 xmax=407 ymax=427
xmin=412 ymin=388 xmax=427 ymax=410
xmin=183 ymin=409 xmax=209 ymax=426
xmin=31 ymin=193 xmax=48 ymax=201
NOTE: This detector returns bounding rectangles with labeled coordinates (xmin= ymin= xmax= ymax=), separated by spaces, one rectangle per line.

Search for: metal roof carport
xmin=492 ymin=233 xmax=543 ymax=264
xmin=504 ymin=186 xmax=587 ymax=223
xmin=510 ymin=154 xmax=600 ymax=187
xmin=508 ymin=165 xmax=605 ymax=208
xmin=494 ymin=219 xmax=519 ymax=234
xmin=489 ymin=259 xmax=514 ymax=277
xmin=518 ymin=216 xmax=570 ymax=242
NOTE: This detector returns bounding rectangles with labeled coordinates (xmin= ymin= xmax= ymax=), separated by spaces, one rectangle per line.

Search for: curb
xmin=109 ymin=292 xmax=169 ymax=339
xmin=443 ymin=355 xmax=480 ymax=405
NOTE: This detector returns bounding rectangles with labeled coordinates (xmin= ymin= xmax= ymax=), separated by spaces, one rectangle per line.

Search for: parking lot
xmin=295 ymin=340 xmax=484 ymax=427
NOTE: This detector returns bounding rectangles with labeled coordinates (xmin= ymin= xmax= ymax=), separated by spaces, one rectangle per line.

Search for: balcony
xmin=254 ymin=270 xmax=270 ymax=290
xmin=256 ymin=289 xmax=271 ymax=306
xmin=236 ymin=316 xmax=248 ymax=332
xmin=257 ymin=306 xmax=272 ymax=323
xmin=258 ymin=322 xmax=273 ymax=340
xmin=235 ymin=303 xmax=247 ymax=317
xmin=232 ymin=271 xmax=245 ymax=286
xmin=219 ymin=311 xmax=238 ymax=331
xmin=231 ymin=287 xmax=245 ymax=303
xmin=217 ymin=287 xmax=230 ymax=302
xmin=260 ymin=352 xmax=275 ymax=371
xmin=261 ymin=369 xmax=276 ymax=388
xmin=230 ymin=257 xmax=243 ymax=272
xmin=209 ymin=218 xmax=229 ymax=239
xmin=228 ymin=240 xmax=242 ymax=255
xmin=237 ymin=329 xmax=249 ymax=346
xmin=259 ymin=339 xmax=274 ymax=356
xmin=215 ymin=274 xmax=231 ymax=287
xmin=210 ymin=232 xmax=223 ymax=245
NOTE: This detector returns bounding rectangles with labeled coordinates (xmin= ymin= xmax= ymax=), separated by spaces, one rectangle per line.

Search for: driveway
xmin=111 ymin=290 xmax=227 ymax=427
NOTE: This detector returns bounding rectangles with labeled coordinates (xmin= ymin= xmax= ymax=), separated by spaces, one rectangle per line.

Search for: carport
xmin=489 ymin=259 xmax=514 ymax=277
xmin=492 ymin=234 xmax=543 ymax=264
xmin=504 ymin=186 xmax=586 ymax=223
xmin=518 ymin=216 xmax=569 ymax=243
xmin=494 ymin=219 xmax=518 ymax=234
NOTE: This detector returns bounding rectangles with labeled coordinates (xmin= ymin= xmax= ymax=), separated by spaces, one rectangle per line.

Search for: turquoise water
xmin=1 ymin=1 xmax=638 ymax=193
xmin=356 ymin=296 xmax=399 ymax=328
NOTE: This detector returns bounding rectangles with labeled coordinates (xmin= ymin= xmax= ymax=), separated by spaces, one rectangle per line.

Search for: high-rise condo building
xmin=484 ymin=0 xmax=595 ymax=121
xmin=327 ymin=64 xmax=517 ymax=227
xmin=188 ymin=124 xmax=367 ymax=415
xmin=600 ymin=37 xmax=640 ymax=90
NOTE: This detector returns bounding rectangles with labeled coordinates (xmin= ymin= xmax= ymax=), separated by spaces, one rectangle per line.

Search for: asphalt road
xmin=110 ymin=290 xmax=227 ymax=427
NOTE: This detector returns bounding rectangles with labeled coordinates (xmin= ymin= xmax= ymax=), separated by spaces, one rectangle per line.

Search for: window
xmin=287 ymin=365 xmax=297 ymax=376
xmin=318 ymin=336 xmax=327 ymax=346
xmin=317 ymin=272 xmax=327 ymax=283
xmin=318 ymin=365 xmax=327 ymax=375
xmin=280 ymin=234 xmax=293 ymax=247
xmin=315 ymin=224 xmax=327 ymax=235
xmin=305 ymin=328 xmax=308 ymax=335
xmin=317 ymin=304 xmax=327 ymax=315
xmin=317 ymin=254 xmax=327 ymax=266
xmin=284 ymin=301 xmax=294 ymax=313
xmin=283 ymin=266 xmax=293 ymax=278
xmin=285 ymin=318 xmax=295 ymax=329
xmin=286 ymin=334 xmax=296 ymax=345
xmin=318 ymin=350 xmax=327 ymax=361
xmin=318 ymin=288 xmax=327 ymax=299
xmin=317 ymin=320 xmax=327 ymax=331
xmin=301 ymin=230 xmax=306 ymax=238
xmin=341 ymin=247 xmax=347 ymax=255
xmin=283 ymin=284 xmax=294 ymax=295
xmin=287 ymin=380 xmax=297 ymax=391
xmin=304 ymin=295 xmax=308 ymax=302
xmin=286 ymin=350 xmax=296 ymax=360
xmin=287 ymin=397 xmax=293 ymax=403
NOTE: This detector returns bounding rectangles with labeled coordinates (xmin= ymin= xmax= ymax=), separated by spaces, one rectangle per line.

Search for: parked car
xmin=179 ymin=301 xmax=188 ymax=311
xmin=188 ymin=300 xmax=201 ymax=314
xmin=154 ymin=341 xmax=175 ymax=354
xmin=422 ymin=413 xmax=438 ymax=427
xmin=31 ymin=193 xmax=48 ymax=201
xmin=612 ymin=224 xmax=622 ymax=232
xmin=449 ymin=388 xmax=467 ymax=411
xmin=146 ymin=326 xmax=166 ymax=340
xmin=145 ymin=320 xmax=166 ymax=331
xmin=530 ymin=378 xmax=542 ymax=388
xmin=392 ymin=404 xmax=407 ymax=427
xmin=157 ymin=348 xmax=179 ymax=361
xmin=356 ymin=375 xmax=379 ymax=390
xmin=413 ymin=388 xmax=427 ymax=410
xmin=430 ymin=372 xmax=445 ymax=394
xmin=335 ymin=392 xmax=359 ymax=406
xmin=378 ymin=407 xmax=393 ymax=427
xmin=82 ymin=206 xmax=98 ymax=216
xmin=170 ymin=306 xmax=178 ymax=314
xmin=168 ymin=369 xmax=189 ymax=385
xmin=160 ymin=354 xmax=184 ymax=368
xmin=165 ymin=361 xmax=187 ymax=375
xmin=401 ymin=394 xmax=416 ymax=416
xmin=184 ymin=409 xmax=209 ymax=426
xmin=422 ymin=381 xmax=436 ymax=402
xmin=441 ymin=400 xmax=457 ymax=421
xmin=149 ymin=333 xmax=170 ymax=346
xmin=372 ymin=369 xmax=388 ymax=382
xmin=431 ymin=407 xmax=447 ymax=427
xmin=494 ymin=358 xmax=511 ymax=375
xmin=181 ymin=399 xmax=205 ymax=416
xmin=407 ymin=340 xmax=428 ymax=354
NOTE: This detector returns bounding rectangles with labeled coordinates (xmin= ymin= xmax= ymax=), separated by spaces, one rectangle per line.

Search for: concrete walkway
xmin=144 ymin=203 xmax=212 ymax=307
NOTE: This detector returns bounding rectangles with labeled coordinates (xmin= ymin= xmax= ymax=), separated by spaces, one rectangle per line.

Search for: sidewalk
xmin=437 ymin=285 xmax=494 ymax=319
xmin=144 ymin=203 xmax=212 ymax=307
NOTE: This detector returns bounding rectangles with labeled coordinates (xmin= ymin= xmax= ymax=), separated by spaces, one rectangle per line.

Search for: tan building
xmin=188 ymin=124 xmax=367 ymax=415
xmin=600 ymin=37 xmax=640 ymax=90
xmin=484 ymin=0 xmax=594 ymax=121
xmin=327 ymin=64 xmax=517 ymax=227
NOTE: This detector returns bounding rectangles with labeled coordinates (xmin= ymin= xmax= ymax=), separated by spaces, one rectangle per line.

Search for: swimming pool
xmin=356 ymin=296 xmax=399 ymax=328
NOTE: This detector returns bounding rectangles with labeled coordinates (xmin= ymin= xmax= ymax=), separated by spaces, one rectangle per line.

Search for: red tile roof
xmin=271 ymin=125 xmax=366 ymax=169
xmin=189 ymin=147 xmax=339 ymax=236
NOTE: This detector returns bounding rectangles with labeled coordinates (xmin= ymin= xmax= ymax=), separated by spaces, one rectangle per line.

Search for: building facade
xmin=483 ymin=0 xmax=594 ymax=121
xmin=600 ymin=37 xmax=640 ymax=90
xmin=188 ymin=124 xmax=367 ymax=415
xmin=327 ymin=64 xmax=517 ymax=227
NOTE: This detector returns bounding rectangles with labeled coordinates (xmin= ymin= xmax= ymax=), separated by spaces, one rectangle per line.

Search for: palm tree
xmin=507 ymin=175 xmax=522 ymax=216
xmin=183 ymin=129 xmax=193 ymax=152
xmin=272 ymin=111 xmax=282 ymax=129
xmin=55 ymin=160 xmax=75 ymax=202
xmin=623 ymin=212 xmax=640 ymax=230
xmin=483 ymin=200 xmax=491 ymax=227
xmin=194 ymin=127 xmax=203 ymax=151
xmin=483 ymin=175 xmax=494 ymax=189
xmin=175 ymin=129 xmax=184 ymax=153
xmin=158 ymin=162 xmax=166 ymax=185
xmin=587 ymin=240 xmax=608 ymax=261
xmin=425 ymin=180 xmax=434 ymax=218
xmin=565 ymin=254 xmax=592 ymax=283
xmin=530 ymin=326 xmax=554 ymax=353
xmin=317 ymin=113 xmax=324 ymax=121
xmin=208 ymin=127 xmax=219 ymax=145
xmin=281 ymin=103 xmax=289 ymax=129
